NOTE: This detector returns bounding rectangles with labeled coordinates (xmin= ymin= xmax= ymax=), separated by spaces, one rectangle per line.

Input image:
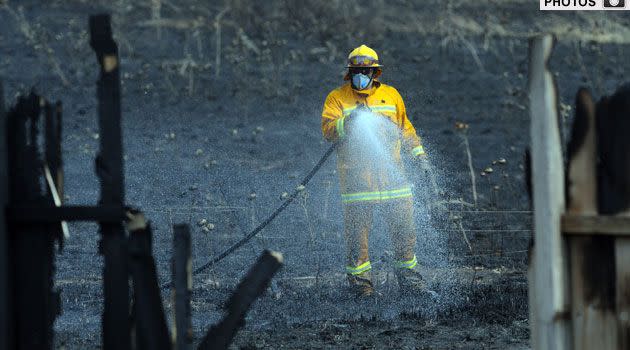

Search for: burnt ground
xmin=1 ymin=0 xmax=630 ymax=348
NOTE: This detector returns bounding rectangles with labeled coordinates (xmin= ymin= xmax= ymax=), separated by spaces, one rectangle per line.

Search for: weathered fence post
xmin=616 ymin=232 xmax=630 ymax=349
xmin=89 ymin=14 xmax=130 ymax=350
xmin=593 ymin=83 xmax=630 ymax=349
xmin=566 ymin=88 xmax=617 ymax=349
xmin=172 ymin=224 xmax=192 ymax=350
xmin=127 ymin=211 xmax=170 ymax=350
xmin=44 ymin=101 xmax=68 ymax=240
xmin=198 ymin=250 xmax=283 ymax=350
xmin=527 ymin=35 xmax=571 ymax=350
xmin=0 ymin=79 xmax=11 ymax=350
xmin=44 ymin=102 xmax=62 ymax=198
xmin=7 ymin=92 xmax=59 ymax=349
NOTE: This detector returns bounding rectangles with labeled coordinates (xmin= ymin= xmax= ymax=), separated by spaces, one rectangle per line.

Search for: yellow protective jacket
xmin=322 ymin=81 xmax=425 ymax=203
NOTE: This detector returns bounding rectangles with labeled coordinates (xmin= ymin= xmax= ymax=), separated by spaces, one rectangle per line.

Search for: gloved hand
xmin=354 ymin=103 xmax=372 ymax=115
xmin=416 ymin=154 xmax=431 ymax=174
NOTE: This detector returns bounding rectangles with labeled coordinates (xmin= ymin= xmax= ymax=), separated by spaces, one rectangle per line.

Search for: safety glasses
xmin=349 ymin=67 xmax=375 ymax=76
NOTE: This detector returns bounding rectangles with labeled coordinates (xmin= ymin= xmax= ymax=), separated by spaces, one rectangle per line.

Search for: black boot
xmin=395 ymin=268 xmax=426 ymax=294
xmin=347 ymin=272 xmax=374 ymax=297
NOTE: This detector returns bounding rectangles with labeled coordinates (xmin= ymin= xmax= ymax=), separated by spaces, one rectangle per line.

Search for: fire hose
xmin=161 ymin=142 xmax=338 ymax=289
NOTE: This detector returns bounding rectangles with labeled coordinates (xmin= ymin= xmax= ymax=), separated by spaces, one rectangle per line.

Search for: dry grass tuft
xmin=4 ymin=5 xmax=70 ymax=86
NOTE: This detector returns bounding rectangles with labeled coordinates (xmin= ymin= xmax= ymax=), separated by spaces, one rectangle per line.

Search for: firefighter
xmin=321 ymin=44 xmax=428 ymax=297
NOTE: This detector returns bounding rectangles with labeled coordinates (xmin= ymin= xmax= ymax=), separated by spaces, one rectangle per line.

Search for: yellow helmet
xmin=346 ymin=44 xmax=383 ymax=68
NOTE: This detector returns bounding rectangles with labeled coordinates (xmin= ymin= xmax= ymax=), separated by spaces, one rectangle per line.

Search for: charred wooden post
xmin=595 ymin=83 xmax=630 ymax=349
xmin=172 ymin=224 xmax=192 ymax=350
xmin=127 ymin=211 xmax=170 ymax=350
xmin=562 ymin=84 xmax=630 ymax=349
xmin=0 ymin=79 xmax=11 ymax=350
xmin=566 ymin=88 xmax=617 ymax=350
xmin=89 ymin=14 xmax=130 ymax=350
xmin=44 ymin=101 xmax=63 ymax=198
xmin=527 ymin=35 xmax=571 ymax=350
xmin=44 ymin=101 xmax=68 ymax=242
xmin=198 ymin=250 xmax=283 ymax=350
xmin=7 ymin=92 xmax=59 ymax=349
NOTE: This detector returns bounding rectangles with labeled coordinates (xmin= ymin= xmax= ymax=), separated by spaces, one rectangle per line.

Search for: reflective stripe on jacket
xmin=321 ymin=81 xmax=425 ymax=202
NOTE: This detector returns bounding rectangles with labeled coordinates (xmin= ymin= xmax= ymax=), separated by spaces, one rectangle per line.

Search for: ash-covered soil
xmin=1 ymin=1 xmax=629 ymax=348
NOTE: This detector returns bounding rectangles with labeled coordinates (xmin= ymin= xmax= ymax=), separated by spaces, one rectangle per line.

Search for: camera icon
xmin=604 ymin=0 xmax=625 ymax=7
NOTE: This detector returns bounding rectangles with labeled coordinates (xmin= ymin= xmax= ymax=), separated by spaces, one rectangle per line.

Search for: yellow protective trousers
xmin=343 ymin=196 xmax=417 ymax=276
